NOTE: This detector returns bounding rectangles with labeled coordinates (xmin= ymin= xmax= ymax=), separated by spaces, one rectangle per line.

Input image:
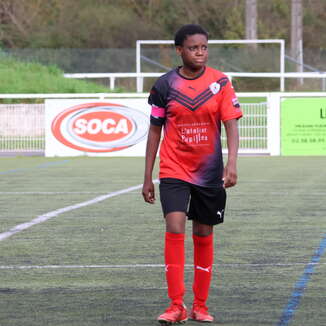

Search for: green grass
xmin=0 ymin=156 xmax=325 ymax=326
xmin=0 ymin=56 xmax=112 ymax=95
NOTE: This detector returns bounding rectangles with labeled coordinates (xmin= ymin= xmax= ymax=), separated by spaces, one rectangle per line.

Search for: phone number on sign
xmin=291 ymin=138 xmax=326 ymax=143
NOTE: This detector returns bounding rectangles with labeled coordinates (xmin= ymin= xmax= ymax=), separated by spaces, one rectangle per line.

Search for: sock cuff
xmin=192 ymin=233 xmax=213 ymax=245
xmin=166 ymin=232 xmax=185 ymax=241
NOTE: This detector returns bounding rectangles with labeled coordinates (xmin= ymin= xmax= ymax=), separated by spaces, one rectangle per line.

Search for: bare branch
xmin=0 ymin=0 xmax=28 ymax=37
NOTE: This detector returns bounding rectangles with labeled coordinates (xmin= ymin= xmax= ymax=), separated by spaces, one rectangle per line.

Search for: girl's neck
xmin=178 ymin=66 xmax=205 ymax=79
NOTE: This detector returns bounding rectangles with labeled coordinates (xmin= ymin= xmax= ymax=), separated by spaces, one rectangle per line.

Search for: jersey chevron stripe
xmin=170 ymin=87 xmax=212 ymax=103
xmin=169 ymin=88 xmax=212 ymax=105
xmin=170 ymin=89 xmax=214 ymax=111
xmin=171 ymin=93 xmax=213 ymax=111
xmin=168 ymin=77 xmax=229 ymax=112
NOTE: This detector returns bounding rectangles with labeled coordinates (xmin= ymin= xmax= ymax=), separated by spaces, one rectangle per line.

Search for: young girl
xmin=142 ymin=24 xmax=242 ymax=324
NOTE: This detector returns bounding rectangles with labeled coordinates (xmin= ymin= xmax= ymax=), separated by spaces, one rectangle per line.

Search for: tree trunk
xmin=245 ymin=0 xmax=257 ymax=50
xmin=291 ymin=0 xmax=303 ymax=85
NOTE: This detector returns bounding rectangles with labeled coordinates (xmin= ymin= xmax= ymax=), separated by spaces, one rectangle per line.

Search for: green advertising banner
xmin=281 ymin=98 xmax=326 ymax=155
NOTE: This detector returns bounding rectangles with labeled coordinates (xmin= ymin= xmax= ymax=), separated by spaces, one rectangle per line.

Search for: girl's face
xmin=176 ymin=34 xmax=208 ymax=72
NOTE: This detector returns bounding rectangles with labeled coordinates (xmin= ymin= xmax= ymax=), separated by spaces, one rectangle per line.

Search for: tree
xmin=291 ymin=0 xmax=303 ymax=76
xmin=0 ymin=0 xmax=325 ymax=56
xmin=245 ymin=0 xmax=257 ymax=41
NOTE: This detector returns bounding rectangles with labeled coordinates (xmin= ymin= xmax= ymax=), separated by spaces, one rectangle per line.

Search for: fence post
xmin=110 ymin=76 xmax=115 ymax=90
xmin=136 ymin=41 xmax=142 ymax=93
xmin=267 ymin=93 xmax=281 ymax=155
xmin=136 ymin=77 xmax=144 ymax=93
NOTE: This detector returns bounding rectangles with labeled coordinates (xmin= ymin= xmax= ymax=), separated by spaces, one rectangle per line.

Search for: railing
xmin=64 ymin=72 xmax=326 ymax=92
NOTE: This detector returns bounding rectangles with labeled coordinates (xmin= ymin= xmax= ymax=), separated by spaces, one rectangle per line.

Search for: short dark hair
xmin=174 ymin=24 xmax=208 ymax=47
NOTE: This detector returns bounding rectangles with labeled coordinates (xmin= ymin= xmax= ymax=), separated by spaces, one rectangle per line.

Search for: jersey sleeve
xmin=220 ymin=79 xmax=243 ymax=122
xmin=148 ymin=81 xmax=168 ymax=126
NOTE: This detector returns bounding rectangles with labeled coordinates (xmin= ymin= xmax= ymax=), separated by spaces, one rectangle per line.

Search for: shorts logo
xmin=51 ymin=102 xmax=149 ymax=153
xmin=217 ymin=209 xmax=224 ymax=219
xmin=209 ymin=82 xmax=221 ymax=95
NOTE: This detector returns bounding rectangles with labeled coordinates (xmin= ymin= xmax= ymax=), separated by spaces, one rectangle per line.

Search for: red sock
xmin=192 ymin=233 xmax=214 ymax=306
xmin=164 ymin=232 xmax=185 ymax=305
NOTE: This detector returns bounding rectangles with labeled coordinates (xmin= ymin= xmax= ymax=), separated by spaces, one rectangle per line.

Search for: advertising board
xmin=281 ymin=98 xmax=326 ymax=155
xmin=45 ymin=99 xmax=150 ymax=157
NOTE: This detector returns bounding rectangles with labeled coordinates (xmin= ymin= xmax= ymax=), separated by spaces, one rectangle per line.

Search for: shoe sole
xmin=189 ymin=316 xmax=213 ymax=323
xmin=158 ymin=318 xmax=188 ymax=325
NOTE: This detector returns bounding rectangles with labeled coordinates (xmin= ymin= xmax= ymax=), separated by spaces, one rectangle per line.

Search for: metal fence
xmin=229 ymin=102 xmax=267 ymax=152
xmin=0 ymin=104 xmax=44 ymax=153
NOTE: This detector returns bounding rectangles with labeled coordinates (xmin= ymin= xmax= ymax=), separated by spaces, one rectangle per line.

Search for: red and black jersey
xmin=148 ymin=66 xmax=242 ymax=188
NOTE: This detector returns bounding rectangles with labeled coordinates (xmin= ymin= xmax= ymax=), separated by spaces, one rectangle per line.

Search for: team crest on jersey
xmin=209 ymin=82 xmax=221 ymax=95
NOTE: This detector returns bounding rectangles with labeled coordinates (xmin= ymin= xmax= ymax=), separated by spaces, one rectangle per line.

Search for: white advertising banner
xmin=45 ymin=99 xmax=150 ymax=157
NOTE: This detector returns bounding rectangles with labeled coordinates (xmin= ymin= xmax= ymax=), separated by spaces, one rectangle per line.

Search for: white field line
xmin=0 ymin=191 xmax=143 ymax=195
xmin=0 ymin=192 xmax=136 ymax=195
xmin=0 ymin=180 xmax=158 ymax=242
xmin=0 ymin=262 xmax=325 ymax=270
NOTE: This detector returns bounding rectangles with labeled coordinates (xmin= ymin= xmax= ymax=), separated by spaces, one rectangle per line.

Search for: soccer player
xmin=142 ymin=24 xmax=242 ymax=324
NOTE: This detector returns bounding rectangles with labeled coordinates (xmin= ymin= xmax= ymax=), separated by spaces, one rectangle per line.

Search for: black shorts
xmin=159 ymin=178 xmax=227 ymax=226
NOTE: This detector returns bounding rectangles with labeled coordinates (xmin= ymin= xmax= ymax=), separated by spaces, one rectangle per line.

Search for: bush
xmin=0 ymin=56 xmax=113 ymax=94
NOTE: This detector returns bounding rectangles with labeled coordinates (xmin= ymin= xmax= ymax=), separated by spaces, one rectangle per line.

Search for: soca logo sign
xmin=51 ymin=102 xmax=149 ymax=153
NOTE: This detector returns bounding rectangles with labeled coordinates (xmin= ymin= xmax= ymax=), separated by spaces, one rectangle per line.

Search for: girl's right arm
xmin=142 ymin=124 xmax=162 ymax=204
